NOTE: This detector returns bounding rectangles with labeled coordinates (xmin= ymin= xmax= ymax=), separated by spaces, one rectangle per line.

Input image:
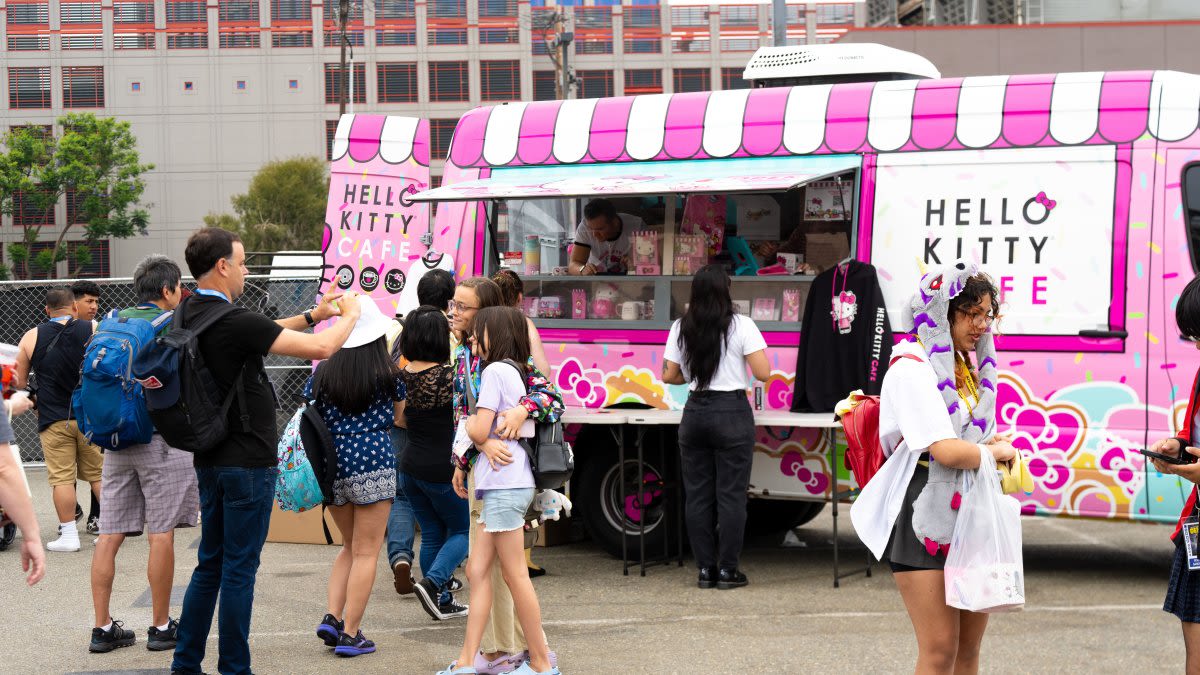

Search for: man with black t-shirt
xmin=171 ymin=228 xmax=361 ymax=675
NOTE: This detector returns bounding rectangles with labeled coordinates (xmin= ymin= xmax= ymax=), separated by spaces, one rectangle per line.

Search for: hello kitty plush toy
xmin=534 ymin=489 xmax=573 ymax=522
xmin=592 ymin=283 xmax=620 ymax=319
xmin=631 ymin=230 xmax=660 ymax=275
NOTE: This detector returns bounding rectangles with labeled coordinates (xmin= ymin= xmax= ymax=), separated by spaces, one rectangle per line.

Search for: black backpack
xmin=498 ymin=359 xmax=573 ymax=490
xmin=299 ymin=390 xmax=338 ymax=504
xmin=132 ymin=297 xmax=250 ymax=453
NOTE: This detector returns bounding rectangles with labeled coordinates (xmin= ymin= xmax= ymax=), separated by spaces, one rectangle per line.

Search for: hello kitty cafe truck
xmin=327 ymin=49 xmax=1200 ymax=583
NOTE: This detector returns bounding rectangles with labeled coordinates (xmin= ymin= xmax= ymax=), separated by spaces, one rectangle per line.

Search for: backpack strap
xmin=889 ymin=353 xmax=924 ymax=367
xmin=150 ymin=310 xmax=174 ymax=330
xmin=181 ymin=296 xmax=251 ymax=433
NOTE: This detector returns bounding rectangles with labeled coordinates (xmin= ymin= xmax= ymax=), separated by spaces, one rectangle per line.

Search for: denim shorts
xmin=478 ymin=487 xmax=535 ymax=533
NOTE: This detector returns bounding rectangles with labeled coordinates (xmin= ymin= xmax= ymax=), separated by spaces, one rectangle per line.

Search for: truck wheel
xmin=745 ymin=500 xmax=826 ymax=535
xmin=577 ymin=446 xmax=681 ymax=560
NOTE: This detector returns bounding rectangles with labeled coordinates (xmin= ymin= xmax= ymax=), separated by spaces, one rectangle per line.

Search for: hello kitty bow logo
xmin=1034 ymin=191 xmax=1056 ymax=211
xmin=555 ymin=357 xmax=608 ymax=409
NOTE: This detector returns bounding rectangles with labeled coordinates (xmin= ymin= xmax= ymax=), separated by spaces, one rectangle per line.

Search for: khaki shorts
xmin=41 ymin=420 xmax=103 ymax=486
xmin=100 ymin=435 xmax=199 ymax=536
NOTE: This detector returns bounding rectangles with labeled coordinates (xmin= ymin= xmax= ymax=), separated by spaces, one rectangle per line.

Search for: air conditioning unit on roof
xmin=743 ymin=43 xmax=940 ymax=88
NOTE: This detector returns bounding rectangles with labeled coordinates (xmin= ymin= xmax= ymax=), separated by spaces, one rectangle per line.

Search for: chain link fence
xmin=0 ymin=275 xmax=321 ymax=464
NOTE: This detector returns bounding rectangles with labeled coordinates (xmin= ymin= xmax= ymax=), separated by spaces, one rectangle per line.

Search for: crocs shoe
xmin=511 ymin=663 xmax=560 ymax=675
xmin=473 ymin=651 xmax=524 ymax=674
xmin=316 ymin=613 xmax=343 ymax=647
xmin=333 ymin=630 xmax=376 ymax=657
xmin=436 ymin=661 xmax=478 ymax=674
xmin=514 ymin=651 xmax=558 ymax=669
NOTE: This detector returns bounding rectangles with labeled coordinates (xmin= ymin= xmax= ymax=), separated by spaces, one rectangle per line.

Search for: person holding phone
xmin=1150 ymin=275 xmax=1200 ymax=673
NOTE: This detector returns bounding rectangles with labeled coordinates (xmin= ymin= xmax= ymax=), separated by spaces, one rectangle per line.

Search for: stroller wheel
xmin=0 ymin=522 xmax=15 ymax=551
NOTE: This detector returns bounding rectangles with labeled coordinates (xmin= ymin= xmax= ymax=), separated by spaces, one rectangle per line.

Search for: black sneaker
xmin=75 ymin=502 xmax=84 ymax=522
xmin=446 ymin=576 xmax=463 ymax=592
xmin=697 ymin=567 xmax=717 ymax=589
xmin=316 ymin=613 xmax=344 ymax=647
xmin=436 ymin=596 xmax=469 ymax=620
xmin=147 ymin=618 xmax=179 ymax=651
xmin=333 ymin=630 xmax=376 ymax=657
xmin=717 ymin=568 xmax=749 ymax=590
xmin=86 ymin=515 xmax=100 ymax=536
xmin=414 ymin=577 xmax=453 ymax=621
xmin=90 ymin=618 xmax=136 ymax=653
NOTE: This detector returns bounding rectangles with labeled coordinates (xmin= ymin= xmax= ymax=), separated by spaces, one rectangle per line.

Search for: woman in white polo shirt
xmin=663 ymin=265 xmax=769 ymax=590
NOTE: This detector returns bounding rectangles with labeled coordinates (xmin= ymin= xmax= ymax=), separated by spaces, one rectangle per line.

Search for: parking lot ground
xmin=2 ymin=469 xmax=1182 ymax=674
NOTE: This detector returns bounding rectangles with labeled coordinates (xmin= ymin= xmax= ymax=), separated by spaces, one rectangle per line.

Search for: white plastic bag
xmin=943 ymin=446 xmax=1025 ymax=613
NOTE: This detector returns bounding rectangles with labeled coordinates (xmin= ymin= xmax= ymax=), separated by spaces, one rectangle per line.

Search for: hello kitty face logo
xmin=635 ymin=237 xmax=655 ymax=257
xmin=831 ymin=290 xmax=858 ymax=334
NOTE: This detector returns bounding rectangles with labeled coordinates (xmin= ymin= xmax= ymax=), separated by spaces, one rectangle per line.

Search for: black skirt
xmin=885 ymin=460 xmax=948 ymax=572
xmin=1164 ymin=540 xmax=1200 ymax=623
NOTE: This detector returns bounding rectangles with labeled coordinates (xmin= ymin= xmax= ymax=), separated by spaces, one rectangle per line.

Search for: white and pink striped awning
xmin=445 ymin=70 xmax=1200 ymax=170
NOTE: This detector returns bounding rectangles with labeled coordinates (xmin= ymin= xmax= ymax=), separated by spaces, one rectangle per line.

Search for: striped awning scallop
xmin=445 ymin=70 xmax=1200 ymax=170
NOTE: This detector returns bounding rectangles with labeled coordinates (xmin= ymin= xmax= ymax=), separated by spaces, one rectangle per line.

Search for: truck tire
xmin=577 ymin=443 xmax=682 ymax=560
xmin=745 ymin=499 xmax=826 ymax=535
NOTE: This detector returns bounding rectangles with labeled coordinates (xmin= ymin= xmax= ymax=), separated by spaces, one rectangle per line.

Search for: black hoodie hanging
xmin=791 ymin=260 xmax=893 ymax=413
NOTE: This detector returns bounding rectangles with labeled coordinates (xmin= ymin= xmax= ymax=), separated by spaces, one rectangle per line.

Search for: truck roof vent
xmin=743 ymin=43 xmax=941 ymax=89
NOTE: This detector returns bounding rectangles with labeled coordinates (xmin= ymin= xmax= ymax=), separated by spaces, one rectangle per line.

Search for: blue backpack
xmin=73 ymin=307 xmax=173 ymax=450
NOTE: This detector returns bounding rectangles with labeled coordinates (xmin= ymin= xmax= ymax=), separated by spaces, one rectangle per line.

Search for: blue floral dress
xmin=305 ymin=375 xmax=405 ymax=506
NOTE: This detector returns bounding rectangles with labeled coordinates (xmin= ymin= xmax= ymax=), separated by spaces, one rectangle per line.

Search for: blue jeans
xmin=399 ymin=471 xmax=469 ymax=605
xmin=386 ymin=427 xmax=416 ymax=567
xmin=172 ymin=465 xmax=276 ymax=675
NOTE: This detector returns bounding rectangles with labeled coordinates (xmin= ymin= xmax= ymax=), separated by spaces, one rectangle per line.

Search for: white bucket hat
xmin=342 ymin=296 xmax=392 ymax=349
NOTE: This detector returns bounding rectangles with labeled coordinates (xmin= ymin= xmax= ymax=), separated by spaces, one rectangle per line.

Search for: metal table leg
xmin=830 ymin=427 xmax=840 ymax=588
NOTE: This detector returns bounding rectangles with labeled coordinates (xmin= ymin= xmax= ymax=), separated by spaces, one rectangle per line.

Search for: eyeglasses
xmin=963 ymin=310 xmax=997 ymax=327
xmin=448 ymin=300 xmax=478 ymax=314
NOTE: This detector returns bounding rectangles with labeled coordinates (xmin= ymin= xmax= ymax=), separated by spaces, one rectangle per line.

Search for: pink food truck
xmin=325 ymin=45 xmax=1200 ymax=560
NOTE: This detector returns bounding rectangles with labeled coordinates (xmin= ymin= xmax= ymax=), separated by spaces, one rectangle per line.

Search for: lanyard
xmin=194 ymin=289 xmax=230 ymax=303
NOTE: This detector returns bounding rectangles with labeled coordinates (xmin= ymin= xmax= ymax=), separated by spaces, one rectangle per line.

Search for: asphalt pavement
xmin=1 ymin=468 xmax=1183 ymax=674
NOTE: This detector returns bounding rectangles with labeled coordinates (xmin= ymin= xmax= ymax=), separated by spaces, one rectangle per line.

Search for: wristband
xmin=304 ymin=310 xmax=315 ymax=327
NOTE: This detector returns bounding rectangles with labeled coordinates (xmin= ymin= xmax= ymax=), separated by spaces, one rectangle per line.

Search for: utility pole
xmin=338 ymin=0 xmax=350 ymax=116
xmin=559 ymin=30 xmax=573 ymax=100
xmin=772 ymin=0 xmax=786 ymax=46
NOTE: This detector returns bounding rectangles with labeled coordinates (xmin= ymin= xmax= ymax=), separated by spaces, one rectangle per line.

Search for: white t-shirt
xmin=850 ymin=340 xmax=959 ymax=560
xmin=572 ymin=213 xmax=645 ymax=274
xmin=664 ymin=314 xmax=767 ymax=392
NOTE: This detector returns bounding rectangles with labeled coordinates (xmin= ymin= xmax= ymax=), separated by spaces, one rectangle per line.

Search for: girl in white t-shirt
xmin=662 ymin=265 xmax=769 ymax=590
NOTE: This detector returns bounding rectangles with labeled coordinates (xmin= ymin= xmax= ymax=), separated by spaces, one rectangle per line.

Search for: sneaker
xmin=316 ymin=613 xmax=344 ymax=647
xmin=474 ymin=651 xmax=524 ymax=675
xmin=333 ymin=630 xmax=375 ymax=657
xmin=414 ymin=577 xmax=457 ymax=621
xmin=392 ymin=560 xmax=414 ymax=595
xmin=75 ymin=502 xmax=83 ymax=522
xmin=146 ymin=618 xmax=179 ymax=651
xmin=48 ymin=531 xmax=81 ymax=552
xmin=717 ymin=568 xmax=749 ymax=590
xmin=447 ymin=576 xmax=464 ymax=592
xmin=86 ymin=515 xmax=100 ymax=535
xmin=90 ymin=618 xmax=136 ymax=653
xmin=437 ymin=596 xmax=469 ymax=620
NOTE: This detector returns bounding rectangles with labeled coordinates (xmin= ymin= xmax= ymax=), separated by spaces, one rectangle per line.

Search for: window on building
xmin=61 ymin=34 xmax=103 ymax=49
xmin=324 ymin=63 xmax=365 ymax=104
xmin=670 ymin=6 xmax=708 ymax=27
xmin=325 ymin=30 xmax=365 ymax=47
xmin=271 ymin=0 xmax=307 ymax=21
xmin=63 ymin=66 xmax=104 ymax=108
xmin=481 ymin=60 xmax=519 ymax=102
xmin=673 ymin=67 xmax=710 ymax=93
xmin=720 ymin=5 xmax=757 ymax=26
xmin=323 ymin=0 xmax=363 ymax=47
xmin=576 ymin=35 xmax=613 ymax=55
xmin=624 ymin=6 xmax=659 ymax=28
xmin=377 ymin=62 xmax=417 ymax=103
xmin=7 ymin=1 xmax=51 ymax=51
xmin=574 ymin=6 xmax=610 ymax=28
xmin=166 ymin=0 xmax=204 ymax=21
xmin=272 ymin=31 xmax=311 ymax=46
xmin=270 ymin=0 xmax=310 ymax=46
xmin=60 ymin=1 xmax=101 ymax=23
xmin=67 ymin=240 xmax=110 ymax=278
xmin=427 ymin=0 xmax=465 ymax=18
xmin=576 ymin=70 xmax=613 ymax=99
xmin=64 ymin=190 xmax=86 ymax=225
xmin=817 ymin=3 xmax=855 ymax=24
xmin=12 ymin=190 xmax=54 ymax=227
xmin=479 ymin=27 xmax=519 ymax=44
xmin=325 ymin=120 xmax=338 ymax=160
xmin=430 ymin=119 xmax=457 ymax=160
xmin=574 ymin=7 xmax=613 ymax=55
xmin=8 ymin=67 xmax=51 ymax=108
xmin=219 ymin=0 xmax=260 ymax=48
xmin=721 ymin=67 xmax=750 ymax=90
xmin=113 ymin=0 xmax=155 ymax=49
xmin=624 ymin=37 xmax=660 ymax=54
xmin=533 ymin=70 xmax=556 ymax=102
xmin=167 ymin=0 xmax=208 ymax=48
xmin=59 ymin=0 xmax=103 ymax=46
xmin=624 ymin=69 xmax=662 ymax=95
xmin=376 ymin=0 xmax=414 ymax=19
xmin=429 ymin=61 xmax=469 ymax=102
xmin=672 ymin=37 xmax=709 ymax=53
xmin=376 ymin=29 xmax=415 ymax=46
xmin=478 ymin=0 xmax=514 ymax=17
xmin=429 ymin=29 xmax=467 ymax=45
xmin=720 ymin=38 xmax=758 ymax=52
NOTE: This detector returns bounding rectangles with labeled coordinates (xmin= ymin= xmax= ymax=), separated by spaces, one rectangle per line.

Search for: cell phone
xmin=1140 ymin=447 xmax=1199 ymax=465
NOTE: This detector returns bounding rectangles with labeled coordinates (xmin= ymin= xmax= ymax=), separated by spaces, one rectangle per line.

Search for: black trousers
xmin=678 ymin=390 xmax=755 ymax=571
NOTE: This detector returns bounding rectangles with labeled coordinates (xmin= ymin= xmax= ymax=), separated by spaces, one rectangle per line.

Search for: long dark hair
xmin=473 ymin=306 xmax=531 ymax=369
xmin=678 ymin=265 xmax=734 ymax=391
xmin=401 ymin=305 xmax=450 ymax=364
xmin=312 ymin=335 xmax=400 ymax=415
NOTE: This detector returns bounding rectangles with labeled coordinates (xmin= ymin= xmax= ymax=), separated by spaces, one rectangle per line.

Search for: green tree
xmin=0 ymin=114 xmax=154 ymax=279
xmin=207 ymin=156 xmax=327 ymax=252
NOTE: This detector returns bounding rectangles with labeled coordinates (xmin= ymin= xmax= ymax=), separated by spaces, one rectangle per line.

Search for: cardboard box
xmin=266 ymin=502 xmax=343 ymax=545
xmin=534 ymin=515 xmax=574 ymax=547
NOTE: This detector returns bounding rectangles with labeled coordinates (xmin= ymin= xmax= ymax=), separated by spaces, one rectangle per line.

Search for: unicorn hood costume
xmin=850 ymin=259 xmax=999 ymax=560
